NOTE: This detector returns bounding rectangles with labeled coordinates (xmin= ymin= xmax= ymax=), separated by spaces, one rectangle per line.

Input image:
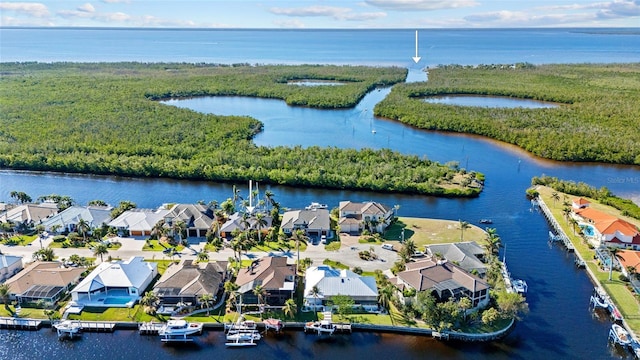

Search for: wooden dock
xmin=0 ymin=317 xmax=42 ymax=330
xmin=77 ymin=321 xmax=116 ymax=332
xmin=535 ymin=198 xmax=574 ymax=251
xmin=139 ymin=322 xmax=164 ymax=335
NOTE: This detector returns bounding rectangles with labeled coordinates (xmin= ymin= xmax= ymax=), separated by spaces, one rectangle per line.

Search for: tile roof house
xmin=392 ymin=259 xmax=490 ymax=309
xmin=0 ymin=203 xmax=58 ymax=228
xmin=572 ymin=197 xmax=591 ymax=210
xmin=108 ymin=208 xmax=170 ymax=237
xmin=617 ymin=250 xmax=640 ymax=280
xmin=219 ymin=212 xmax=273 ymax=239
xmin=0 ymin=255 xmax=23 ymax=282
xmin=153 ymin=259 xmax=228 ymax=306
xmin=574 ymin=207 xmax=640 ymax=249
xmin=425 ymin=242 xmax=487 ymax=277
xmin=280 ymin=208 xmax=330 ymax=237
xmin=235 ymin=256 xmax=296 ymax=306
xmin=5 ymin=261 xmax=84 ymax=305
xmin=338 ymin=201 xmax=394 ymax=234
xmin=71 ymin=256 xmax=157 ymax=307
xmin=41 ymin=205 xmax=112 ymax=233
xmin=163 ymin=204 xmax=215 ymax=239
xmin=303 ymin=265 xmax=378 ymax=312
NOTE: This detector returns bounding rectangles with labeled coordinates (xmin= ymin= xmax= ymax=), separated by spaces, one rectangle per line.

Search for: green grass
xmin=325 ymin=241 xmax=341 ymax=251
xmin=67 ymin=305 xmax=167 ymax=322
xmin=142 ymin=239 xmax=185 ymax=252
xmin=383 ymin=217 xmax=486 ymax=248
xmin=322 ymin=259 xmax=349 ymax=270
xmin=0 ymin=306 xmax=48 ymax=319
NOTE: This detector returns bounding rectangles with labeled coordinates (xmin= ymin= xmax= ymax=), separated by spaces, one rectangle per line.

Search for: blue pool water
xmin=103 ymin=297 xmax=134 ymax=305
xmin=580 ymin=224 xmax=596 ymax=237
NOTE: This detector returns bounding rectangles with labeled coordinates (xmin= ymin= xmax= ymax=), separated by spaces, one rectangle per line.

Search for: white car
xmin=321 ymin=235 xmax=327 ymax=244
xmin=381 ymin=243 xmax=394 ymax=251
xmin=412 ymin=251 xmax=425 ymax=257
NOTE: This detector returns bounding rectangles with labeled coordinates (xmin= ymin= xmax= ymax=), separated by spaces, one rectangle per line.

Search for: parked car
xmin=381 ymin=243 xmax=394 ymax=251
xmin=412 ymin=251 xmax=425 ymax=257
xmin=321 ymin=235 xmax=327 ymax=244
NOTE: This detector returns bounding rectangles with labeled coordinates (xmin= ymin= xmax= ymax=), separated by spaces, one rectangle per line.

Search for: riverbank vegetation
xmin=0 ymin=62 xmax=480 ymax=196
xmin=375 ymin=63 xmax=640 ymax=165
xmin=532 ymin=185 xmax=640 ymax=334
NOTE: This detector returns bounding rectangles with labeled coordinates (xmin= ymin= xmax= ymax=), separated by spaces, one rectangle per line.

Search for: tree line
xmin=374 ymin=63 xmax=640 ymax=165
xmin=0 ymin=62 xmax=481 ymax=197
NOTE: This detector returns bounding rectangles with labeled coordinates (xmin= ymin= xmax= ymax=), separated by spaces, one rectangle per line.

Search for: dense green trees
xmin=0 ymin=62 xmax=480 ymax=196
xmin=375 ymin=64 xmax=640 ymax=165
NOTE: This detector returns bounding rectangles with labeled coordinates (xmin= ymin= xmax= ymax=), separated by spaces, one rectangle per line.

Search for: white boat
xmin=512 ymin=279 xmax=528 ymax=294
xmin=304 ymin=320 xmax=336 ymax=335
xmin=53 ymin=320 xmax=82 ymax=339
xmin=263 ymin=318 xmax=284 ymax=333
xmin=226 ymin=329 xmax=262 ymax=342
xmin=611 ymin=324 xmax=631 ymax=345
xmin=305 ymin=202 xmax=328 ymax=210
xmin=158 ymin=319 xmax=203 ymax=338
xmin=224 ymin=319 xmax=257 ymax=331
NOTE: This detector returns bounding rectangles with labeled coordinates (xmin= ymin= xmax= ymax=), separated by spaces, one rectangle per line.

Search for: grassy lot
xmin=0 ymin=306 xmax=48 ymax=319
xmin=323 ymin=259 xmax=349 ymax=270
xmin=383 ymin=217 xmax=487 ymax=248
xmin=67 ymin=305 xmax=167 ymax=322
xmin=1 ymin=234 xmax=39 ymax=246
xmin=536 ymin=186 xmax=640 ymax=333
xmin=325 ymin=241 xmax=341 ymax=251
xmin=142 ymin=239 xmax=184 ymax=252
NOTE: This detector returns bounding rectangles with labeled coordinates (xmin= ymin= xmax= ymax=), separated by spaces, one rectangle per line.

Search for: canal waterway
xmin=1 ymin=28 xmax=639 ymax=359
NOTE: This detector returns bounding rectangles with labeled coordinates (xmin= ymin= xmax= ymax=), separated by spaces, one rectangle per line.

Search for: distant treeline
xmin=531 ymin=176 xmax=640 ymax=220
xmin=375 ymin=63 xmax=640 ymax=165
xmin=0 ymin=62 xmax=480 ymax=197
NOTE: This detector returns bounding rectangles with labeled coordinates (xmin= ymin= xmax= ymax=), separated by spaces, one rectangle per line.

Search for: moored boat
xmin=158 ymin=320 xmax=203 ymax=342
xmin=611 ymin=324 xmax=631 ymax=345
xmin=53 ymin=320 xmax=82 ymax=339
xmin=304 ymin=320 xmax=336 ymax=335
xmin=512 ymin=279 xmax=528 ymax=294
xmin=263 ymin=318 xmax=284 ymax=333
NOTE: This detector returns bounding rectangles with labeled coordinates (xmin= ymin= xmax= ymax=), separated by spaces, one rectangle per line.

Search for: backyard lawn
xmin=383 ymin=217 xmax=487 ymax=248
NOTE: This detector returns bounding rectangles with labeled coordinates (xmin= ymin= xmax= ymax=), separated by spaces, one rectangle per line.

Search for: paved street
xmin=2 ymin=234 xmax=401 ymax=272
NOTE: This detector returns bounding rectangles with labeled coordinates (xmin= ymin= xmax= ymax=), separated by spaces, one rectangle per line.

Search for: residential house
xmin=425 ymin=241 xmax=487 ymax=277
xmin=572 ymin=197 xmax=591 ymax=210
xmin=303 ymin=265 xmax=378 ymax=312
xmin=392 ymin=259 xmax=490 ymax=309
xmin=235 ymin=256 xmax=296 ymax=306
xmin=153 ymin=259 xmax=228 ymax=307
xmin=71 ymin=256 xmax=157 ymax=307
xmin=338 ymin=201 xmax=394 ymax=234
xmin=5 ymin=261 xmax=84 ymax=305
xmin=617 ymin=250 xmax=640 ymax=279
xmin=0 ymin=255 xmax=23 ymax=282
xmin=0 ymin=203 xmax=58 ymax=230
xmin=163 ymin=203 xmax=215 ymax=239
xmin=41 ymin=205 xmax=112 ymax=233
xmin=574 ymin=207 xmax=640 ymax=249
xmin=219 ymin=212 xmax=273 ymax=239
xmin=280 ymin=208 xmax=330 ymax=237
xmin=108 ymin=208 xmax=170 ymax=237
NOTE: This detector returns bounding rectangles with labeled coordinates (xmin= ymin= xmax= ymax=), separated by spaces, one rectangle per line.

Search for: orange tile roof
xmin=573 ymin=198 xmax=591 ymax=206
xmin=617 ymin=250 xmax=640 ymax=273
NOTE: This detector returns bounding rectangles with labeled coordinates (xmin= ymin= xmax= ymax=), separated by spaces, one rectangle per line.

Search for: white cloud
xmin=77 ymin=3 xmax=95 ymax=13
xmin=364 ymin=0 xmax=478 ymax=11
xmin=274 ymin=19 xmax=307 ymax=28
xmin=464 ymin=10 xmax=597 ymax=27
xmin=0 ymin=2 xmax=49 ymax=17
xmin=101 ymin=0 xmax=130 ymax=3
xmin=270 ymin=5 xmax=386 ymax=21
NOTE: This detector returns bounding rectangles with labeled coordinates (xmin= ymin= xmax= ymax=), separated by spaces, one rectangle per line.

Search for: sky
xmin=0 ymin=0 xmax=639 ymax=28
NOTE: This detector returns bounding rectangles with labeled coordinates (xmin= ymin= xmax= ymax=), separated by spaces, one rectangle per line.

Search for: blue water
xmin=581 ymin=224 xmax=596 ymax=237
xmin=423 ymin=95 xmax=559 ymax=108
xmin=1 ymin=28 xmax=639 ymax=360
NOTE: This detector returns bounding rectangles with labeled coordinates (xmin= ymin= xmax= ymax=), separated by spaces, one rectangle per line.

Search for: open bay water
xmin=0 ymin=28 xmax=639 ymax=359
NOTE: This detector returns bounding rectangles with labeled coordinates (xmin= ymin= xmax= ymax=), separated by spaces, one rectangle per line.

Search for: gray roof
xmin=154 ymin=260 xmax=226 ymax=298
xmin=281 ymin=209 xmax=330 ymax=232
xmin=41 ymin=205 xmax=112 ymax=230
xmin=164 ymin=204 xmax=214 ymax=230
xmin=426 ymin=242 xmax=487 ymax=275
xmin=398 ymin=259 xmax=489 ymax=294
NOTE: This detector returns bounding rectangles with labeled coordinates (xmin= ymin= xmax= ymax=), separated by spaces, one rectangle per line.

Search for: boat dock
xmin=76 ymin=321 xmax=116 ymax=332
xmin=0 ymin=317 xmax=42 ymax=330
xmin=139 ymin=322 xmax=165 ymax=335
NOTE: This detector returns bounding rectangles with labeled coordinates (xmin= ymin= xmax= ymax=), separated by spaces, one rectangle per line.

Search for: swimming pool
xmin=580 ymin=223 xmax=596 ymax=237
xmin=103 ymin=297 xmax=134 ymax=305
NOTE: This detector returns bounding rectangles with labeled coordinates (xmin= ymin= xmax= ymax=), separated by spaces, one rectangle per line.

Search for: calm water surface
xmin=423 ymin=95 xmax=559 ymax=108
xmin=1 ymin=28 xmax=639 ymax=360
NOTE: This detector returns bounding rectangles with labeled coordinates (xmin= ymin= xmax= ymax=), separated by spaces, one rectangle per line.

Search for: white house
xmin=0 ymin=255 xmax=23 ymax=283
xmin=41 ymin=205 xmax=112 ymax=233
xmin=303 ymin=265 xmax=379 ymax=312
xmin=108 ymin=208 xmax=169 ymax=237
xmin=338 ymin=201 xmax=394 ymax=234
xmin=71 ymin=256 xmax=157 ymax=307
xmin=281 ymin=208 xmax=330 ymax=237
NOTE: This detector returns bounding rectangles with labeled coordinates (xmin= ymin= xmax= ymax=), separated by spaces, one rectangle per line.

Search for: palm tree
xmin=224 ymin=281 xmax=240 ymax=313
xmin=264 ymin=190 xmax=275 ymax=212
xmin=92 ymin=243 xmax=109 ymax=263
xmin=33 ymin=247 xmax=55 ymax=262
xmin=561 ymin=207 xmax=571 ymax=223
xmin=172 ymin=220 xmax=187 ymax=245
xmin=484 ymin=228 xmax=502 ymax=256
xmin=252 ymin=284 xmax=267 ymax=318
xmin=308 ymin=285 xmax=321 ymax=315
xmin=551 ymin=192 xmax=560 ymax=208
xmin=282 ymin=298 xmax=297 ymax=319
xmin=232 ymin=185 xmax=242 ymax=210
xmin=459 ymin=220 xmax=471 ymax=242
xmin=199 ymin=293 xmax=214 ymax=316
xmin=290 ymin=229 xmax=309 ymax=273
xmin=140 ymin=291 xmax=159 ymax=315
xmin=378 ymin=284 xmax=395 ymax=312
xmin=569 ymin=218 xmax=579 ymax=235
xmin=0 ymin=283 xmax=11 ymax=311
xmin=197 ymin=250 xmax=209 ymax=263
xmin=152 ymin=219 xmax=167 ymax=240
xmin=76 ymin=218 xmax=90 ymax=244
xmin=254 ymin=212 xmax=267 ymax=244
xmin=608 ymin=247 xmax=625 ymax=281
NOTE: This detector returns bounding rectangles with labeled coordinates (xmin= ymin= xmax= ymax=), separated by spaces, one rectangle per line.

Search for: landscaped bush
xmin=53 ymin=235 xmax=66 ymax=242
